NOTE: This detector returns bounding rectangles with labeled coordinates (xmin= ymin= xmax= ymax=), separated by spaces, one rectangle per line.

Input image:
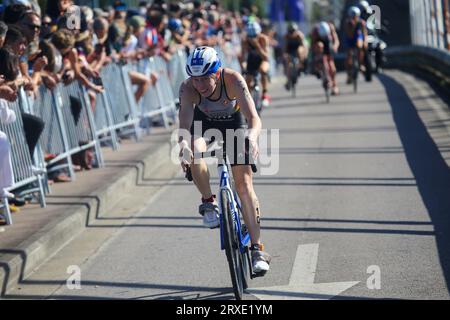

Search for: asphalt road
xmin=7 ymin=70 xmax=450 ymax=300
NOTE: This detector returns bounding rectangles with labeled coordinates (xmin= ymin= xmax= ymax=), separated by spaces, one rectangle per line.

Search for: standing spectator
xmin=0 ymin=22 xmax=7 ymax=48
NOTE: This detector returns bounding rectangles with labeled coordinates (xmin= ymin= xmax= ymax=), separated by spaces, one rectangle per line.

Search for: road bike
xmin=186 ymin=143 xmax=259 ymax=300
xmin=316 ymin=53 xmax=331 ymax=103
xmin=286 ymin=54 xmax=300 ymax=98
xmin=351 ymin=47 xmax=360 ymax=94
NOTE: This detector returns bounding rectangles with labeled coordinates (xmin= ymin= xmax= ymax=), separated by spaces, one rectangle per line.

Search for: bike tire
xmin=364 ymin=51 xmax=373 ymax=82
xmin=237 ymin=206 xmax=250 ymax=289
xmin=290 ymin=61 xmax=297 ymax=98
xmin=221 ymin=189 xmax=245 ymax=300
xmin=252 ymin=88 xmax=262 ymax=115
xmin=353 ymin=52 xmax=359 ymax=93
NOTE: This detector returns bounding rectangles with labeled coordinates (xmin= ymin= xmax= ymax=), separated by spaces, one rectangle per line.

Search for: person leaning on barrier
xmin=38 ymin=40 xmax=63 ymax=90
xmin=51 ymin=29 xmax=103 ymax=94
xmin=119 ymin=15 xmax=158 ymax=104
xmin=2 ymin=30 xmax=46 ymax=162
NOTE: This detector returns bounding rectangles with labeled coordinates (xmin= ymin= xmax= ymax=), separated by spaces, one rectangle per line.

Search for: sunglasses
xmin=25 ymin=23 xmax=41 ymax=31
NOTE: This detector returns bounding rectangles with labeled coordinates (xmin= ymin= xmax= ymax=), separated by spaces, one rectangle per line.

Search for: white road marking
xmin=248 ymin=243 xmax=360 ymax=300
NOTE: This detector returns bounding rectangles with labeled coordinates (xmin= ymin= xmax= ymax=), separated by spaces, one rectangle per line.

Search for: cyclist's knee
xmin=260 ymin=61 xmax=270 ymax=73
xmin=235 ymin=179 xmax=253 ymax=198
xmin=192 ymin=136 xmax=207 ymax=152
xmin=313 ymin=42 xmax=324 ymax=54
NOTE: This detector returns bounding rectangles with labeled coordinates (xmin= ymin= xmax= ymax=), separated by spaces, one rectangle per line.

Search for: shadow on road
xmin=378 ymin=73 xmax=450 ymax=295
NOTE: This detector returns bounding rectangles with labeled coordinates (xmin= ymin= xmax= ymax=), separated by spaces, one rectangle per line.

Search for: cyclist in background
xmin=311 ymin=21 xmax=340 ymax=95
xmin=344 ymin=6 xmax=368 ymax=84
xmin=178 ymin=46 xmax=271 ymax=275
xmin=241 ymin=20 xmax=271 ymax=108
xmin=283 ymin=22 xmax=307 ymax=91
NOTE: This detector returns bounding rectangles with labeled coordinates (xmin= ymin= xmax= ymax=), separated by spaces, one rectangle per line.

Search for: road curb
xmin=0 ymin=138 xmax=173 ymax=297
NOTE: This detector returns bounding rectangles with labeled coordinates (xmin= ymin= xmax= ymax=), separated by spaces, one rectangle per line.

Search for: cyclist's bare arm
xmin=330 ymin=23 xmax=340 ymax=52
xmin=178 ymin=80 xmax=197 ymax=143
xmin=223 ymin=69 xmax=262 ymax=142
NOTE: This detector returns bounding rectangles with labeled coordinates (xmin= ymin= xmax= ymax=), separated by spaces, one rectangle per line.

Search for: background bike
xmin=285 ymin=55 xmax=300 ymax=98
xmin=247 ymin=71 xmax=263 ymax=115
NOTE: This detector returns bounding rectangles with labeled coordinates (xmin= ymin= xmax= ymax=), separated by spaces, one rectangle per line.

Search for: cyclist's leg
xmin=346 ymin=47 xmax=354 ymax=83
xmin=190 ymin=135 xmax=221 ymax=228
xmin=259 ymin=61 xmax=270 ymax=96
xmin=232 ymin=164 xmax=271 ymax=273
xmin=190 ymin=111 xmax=221 ymax=228
xmin=297 ymin=45 xmax=307 ymax=70
xmin=190 ymin=136 xmax=213 ymax=199
xmin=128 ymin=70 xmax=151 ymax=104
xmin=231 ymin=165 xmax=260 ymax=245
xmin=327 ymin=55 xmax=339 ymax=95
xmin=313 ymin=41 xmax=324 ymax=77
xmin=283 ymin=53 xmax=292 ymax=89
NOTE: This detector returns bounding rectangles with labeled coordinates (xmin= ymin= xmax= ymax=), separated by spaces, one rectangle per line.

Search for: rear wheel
xmin=290 ymin=65 xmax=297 ymax=98
xmin=352 ymin=57 xmax=358 ymax=93
xmin=221 ymin=189 xmax=246 ymax=300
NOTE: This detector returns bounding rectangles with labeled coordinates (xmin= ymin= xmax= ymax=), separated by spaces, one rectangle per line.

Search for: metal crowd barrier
xmin=1 ymin=55 xmax=186 ymax=225
xmin=99 ymin=63 xmax=141 ymax=142
xmin=0 ymin=98 xmax=46 ymax=225
xmin=136 ymin=57 xmax=178 ymax=132
xmin=33 ymin=81 xmax=102 ymax=181
xmin=216 ymin=43 xmax=242 ymax=73
xmin=168 ymin=48 xmax=189 ymax=105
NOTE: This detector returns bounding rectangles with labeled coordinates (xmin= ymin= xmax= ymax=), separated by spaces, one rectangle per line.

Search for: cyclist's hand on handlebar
xmin=179 ymin=141 xmax=193 ymax=172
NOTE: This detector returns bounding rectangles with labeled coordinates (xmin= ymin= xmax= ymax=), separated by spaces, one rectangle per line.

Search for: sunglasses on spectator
xmin=25 ymin=23 xmax=41 ymax=31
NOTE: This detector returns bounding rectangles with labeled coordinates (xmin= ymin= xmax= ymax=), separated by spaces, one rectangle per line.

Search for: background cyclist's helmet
xmin=168 ymin=18 xmax=182 ymax=32
xmin=287 ymin=22 xmax=298 ymax=33
xmin=186 ymin=46 xmax=222 ymax=77
xmin=348 ymin=6 xmax=361 ymax=18
xmin=318 ymin=21 xmax=331 ymax=39
xmin=246 ymin=20 xmax=262 ymax=38
xmin=359 ymin=1 xmax=374 ymax=15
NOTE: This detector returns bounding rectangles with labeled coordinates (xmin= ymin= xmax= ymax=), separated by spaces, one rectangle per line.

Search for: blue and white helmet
xmin=246 ymin=21 xmax=262 ymax=38
xmin=359 ymin=1 xmax=374 ymax=15
xmin=186 ymin=46 xmax=222 ymax=77
xmin=318 ymin=22 xmax=331 ymax=39
xmin=348 ymin=6 xmax=361 ymax=18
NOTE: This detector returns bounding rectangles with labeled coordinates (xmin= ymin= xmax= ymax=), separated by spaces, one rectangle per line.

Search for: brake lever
xmin=185 ymin=167 xmax=193 ymax=181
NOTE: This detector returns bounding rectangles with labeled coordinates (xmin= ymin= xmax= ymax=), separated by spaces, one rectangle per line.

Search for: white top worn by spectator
xmin=121 ymin=35 xmax=139 ymax=55
xmin=0 ymin=98 xmax=16 ymax=196
xmin=0 ymin=98 xmax=16 ymax=124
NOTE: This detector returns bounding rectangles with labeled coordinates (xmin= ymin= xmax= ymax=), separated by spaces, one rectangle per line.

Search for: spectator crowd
xmin=0 ymin=0 xmax=271 ymax=221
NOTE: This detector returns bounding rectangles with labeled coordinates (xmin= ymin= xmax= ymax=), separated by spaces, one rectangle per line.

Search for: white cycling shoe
xmin=199 ymin=202 xmax=220 ymax=229
xmin=251 ymin=244 xmax=272 ymax=275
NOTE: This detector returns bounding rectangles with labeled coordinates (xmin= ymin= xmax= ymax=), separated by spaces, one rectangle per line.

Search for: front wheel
xmin=252 ymin=86 xmax=262 ymax=115
xmin=364 ymin=50 xmax=373 ymax=82
xmin=221 ymin=189 xmax=246 ymax=300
